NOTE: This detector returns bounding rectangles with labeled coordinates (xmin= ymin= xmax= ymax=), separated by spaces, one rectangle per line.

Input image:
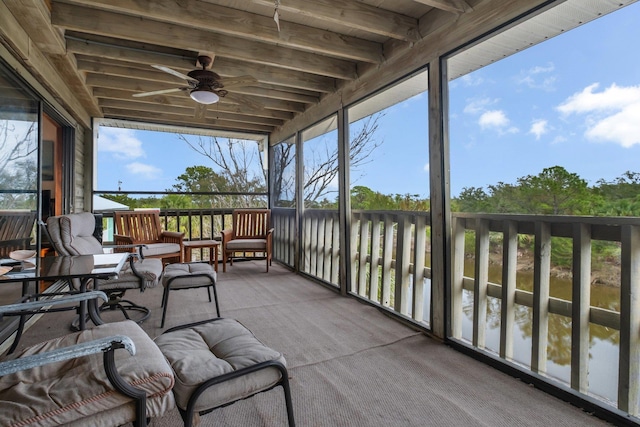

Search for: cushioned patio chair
xmin=221 ymin=209 xmax=273 ymax=272
xmin=114 ymin=210 xmax=184 ymax=265
xmin=46 ymin=212 xmax=163 ymax=324
xmin=0 ymin=292 xmax=176 ymax=427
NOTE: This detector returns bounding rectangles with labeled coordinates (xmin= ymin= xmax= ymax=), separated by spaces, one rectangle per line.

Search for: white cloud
xmin=551 ymin=135 xmax=567 ymax=145
xmin=479 ymin=110 xmax=508 ymax=128
xmin=464 ymin=97 xmax=496 ymax=115
xmin=423 ymin=162 xmax=429 ymax=172
xmin=557 ymin=83 xmax=640 ymax=147
xmin=478 ymin=110 xmax=519 ymax=135
xmin=557 ymin=83 xmax=640 ymax=114
xmin=98 ymin=127 xmax=145 ymax=159
xmin=516 ymin=63 xmax=556 ymax=91
xmin=586 ymin=103 xmax=640 ymax=148
xmin=126 ymin=162 xmax=162 ymax=179
xmin=460 ymin=74 xmax=484 ymax=87
xmin=529 ymin=119 xmax=548 ymax=140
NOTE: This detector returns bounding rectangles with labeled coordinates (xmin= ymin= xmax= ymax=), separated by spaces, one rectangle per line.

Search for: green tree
xmin=516 ymin=166 xmax=591 ymax=214
xmin=177 ymin=137 xmax=267 ymax=208
xmin=457 ymin=187 xmax=490 ymax=212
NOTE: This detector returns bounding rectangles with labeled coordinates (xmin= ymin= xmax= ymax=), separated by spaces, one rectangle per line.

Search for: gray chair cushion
xmin=225 ymin=238 xmax=267 ymax=251
xmin=162 ymin=263 xmax=216 ymax=289
xmin=154 ymin=318 xmax=285 ymax=412
xmin=142 ymin=242 xmax=181 ymax=258
xmin=47 ymin=213 xmax=104 ymax=256
xmin=0 ymin=320 xmax=176 ymax=427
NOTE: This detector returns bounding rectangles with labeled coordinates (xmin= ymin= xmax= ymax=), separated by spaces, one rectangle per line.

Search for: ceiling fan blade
xmin=151 ymin=64 xmax=199 ymax=83
xmin=194 ymin=103 xmax=208 ymax=120
xmin=225 ymin=92 xmax=264 ymax=111
xmin=222 ymin=75 xmax=258 ymax=90
xmin=133 ymin=87 xmax=185 ymax=97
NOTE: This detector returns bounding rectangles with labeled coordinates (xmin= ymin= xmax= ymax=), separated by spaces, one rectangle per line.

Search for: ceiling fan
xmin=133 ymin=55 xmax=259 ymax=114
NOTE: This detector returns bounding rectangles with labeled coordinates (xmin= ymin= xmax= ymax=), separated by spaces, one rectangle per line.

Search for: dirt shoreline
xmin=487 ymin=250 xmax=621 ymax=288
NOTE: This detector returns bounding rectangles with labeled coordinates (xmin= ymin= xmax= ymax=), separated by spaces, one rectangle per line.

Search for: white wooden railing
xmin=271 ymin=208 xmax=640 ymax=417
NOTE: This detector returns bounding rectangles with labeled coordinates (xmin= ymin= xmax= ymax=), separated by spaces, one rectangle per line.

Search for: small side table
xmin=183 ymin=240 xmax=220 ymax=272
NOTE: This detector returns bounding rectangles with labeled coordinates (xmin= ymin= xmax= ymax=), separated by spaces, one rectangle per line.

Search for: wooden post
xmin=500 ymin=220 xmax=517 ymax=360
xmin=473 ymin=219 xmax=489 ymax=348
xmin=531 ymin=221 xmax=550 ymax=374
xmin=369 ymin=213 xmax=381 ymax=303
xmin=571 ymin=223 xmax=591 ymax=393
xmin=451 ymin=217 xmax=465 ymax=340
xmin=413 ymin=214 xmax=427 ymax=323
xmin=619 ymin=225 xmax=640 ymax=415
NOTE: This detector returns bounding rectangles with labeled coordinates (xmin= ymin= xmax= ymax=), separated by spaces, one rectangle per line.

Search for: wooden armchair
xmin=114 ymin=210 xmax=184 ymax=265
xmin=0 ymin=211 xmax=36 ymax=258
xmin=221 ymin=209 xmax=273 ymax=272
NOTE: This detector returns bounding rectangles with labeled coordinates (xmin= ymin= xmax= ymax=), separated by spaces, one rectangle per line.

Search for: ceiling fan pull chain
xmin=274 ymin=0 xmax=281 ymax=32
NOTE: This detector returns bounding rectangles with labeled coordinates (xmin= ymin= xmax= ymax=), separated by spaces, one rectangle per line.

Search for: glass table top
xmin=0 ymin=253 xmax=128 ymax=283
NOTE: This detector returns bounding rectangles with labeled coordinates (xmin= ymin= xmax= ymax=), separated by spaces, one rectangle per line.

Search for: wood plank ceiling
xmin=3 ymin=0 xmax=474 ymax=136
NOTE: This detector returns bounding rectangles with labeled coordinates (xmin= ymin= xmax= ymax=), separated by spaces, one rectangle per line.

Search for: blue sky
xmin=97 ymin=2 xmax=640 ymax=199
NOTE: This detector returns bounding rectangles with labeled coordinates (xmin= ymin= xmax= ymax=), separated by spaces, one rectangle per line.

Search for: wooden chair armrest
xmin=161 ymin=231 xmax=185 ymax=244
xmin=113 ymin=234 xmax=136 ymax=253
xmin=221 ymin=229 xmax=232 ymax=244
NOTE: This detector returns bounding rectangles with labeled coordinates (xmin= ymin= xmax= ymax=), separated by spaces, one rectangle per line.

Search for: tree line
xmin=455 ymin=166 xmax=640 ymax=217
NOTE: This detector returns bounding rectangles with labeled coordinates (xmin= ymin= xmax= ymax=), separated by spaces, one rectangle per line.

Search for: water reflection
xmin=460 ymin=260 xmax=621 ymax=404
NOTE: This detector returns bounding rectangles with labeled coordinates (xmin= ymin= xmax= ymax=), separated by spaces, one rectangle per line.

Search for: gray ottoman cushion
xmin=163 ymin=263 xmax=217 ymax=289
xmin=154 ymin=318 xmax=286 ymax=412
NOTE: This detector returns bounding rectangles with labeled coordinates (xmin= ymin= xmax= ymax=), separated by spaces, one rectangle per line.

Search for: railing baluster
xmin=619 ymin=224 xmax=640 ymax=415
xmin=531 ymin=221 xmax=551 ymax=374
xmin=499 ymin=220 xmax=517 ymax=360
xmin=395 ymin=215 xmax=411 ymax=315
xmin=413 ymin=214 xmax=426 ymax=322
xmin=369 ymin=214 xmax=381 ymax=303
xmin=350 ymin=213 xmax=360 ymax=293
xmin=315 ymin=214 xmax=324 ymax=278
xmin=322 ymin=215 xmax=332 ymax=281
xmin=451 ymin=217 xmax=465 ymax=340
xmin=381 ymin=214 xmax=394 ymax=307
xmin=571 ymin=223 xmax=591 ymax=393
xmin=358 ymin=214 xmax=370 ymax=297
xmin=473 ymin=219 xmax=489 ymax=349
xmin=303 ymin=213 xmax=312 ymax=274
xmin=331 ymin=212 xmax=340 ymax=284
xmin=310 ymin=214 xmax=318 ymax=277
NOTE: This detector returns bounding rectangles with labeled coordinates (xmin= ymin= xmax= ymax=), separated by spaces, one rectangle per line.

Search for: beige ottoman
xmin=161 ymin=262 xmax=219 ymax=328
xmin=154 ymin=318 xmax=295 ymax=427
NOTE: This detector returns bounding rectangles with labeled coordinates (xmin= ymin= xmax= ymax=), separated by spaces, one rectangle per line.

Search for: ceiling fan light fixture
xmin=190 ymin=88 xmax=219 ymax=104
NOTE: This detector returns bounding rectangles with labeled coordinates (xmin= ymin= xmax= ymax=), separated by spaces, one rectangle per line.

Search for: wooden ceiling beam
xmin=410 ymin=0 xmax=473 ymax=14
xmin=60 ymin=0 xmax=383 ymax=63
xmin=98 ymin=98 xmax=285 ymax=127
xmin=71 ymin=45 xmax=333 ymax=93
xmin=101 ymin=108 xmax=275 ymax=133
xmin=3 ymin=0 xmax=66 ymax=54
xmin=246 ymin=0 xmax=421 ymax=42
xmin=51 ymin=2 xmax=357 ymax=80
xmin=91 ymin=87 xmax=307 ymax=114
xmin=97 ymin=96 xmax=295 ymax=121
